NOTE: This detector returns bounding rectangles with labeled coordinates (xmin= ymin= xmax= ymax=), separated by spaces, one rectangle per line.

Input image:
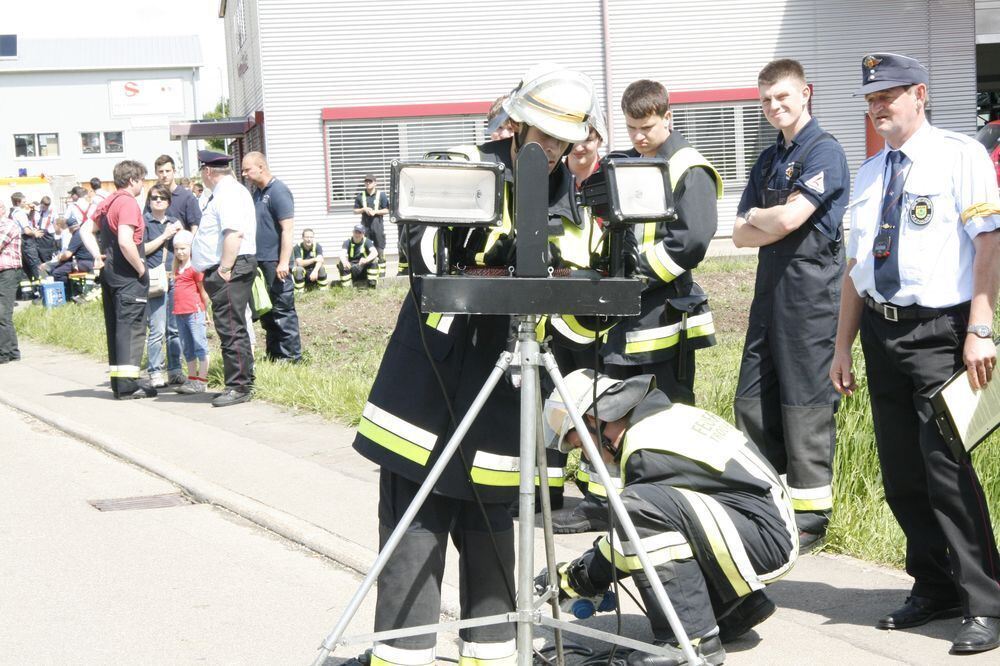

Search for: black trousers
xmin=0 ymin=268 xmax=20 ymax=361
xmin=100 ymin=277 xmax=148 ymax=397
xmin=606 ymin=351 xmax=696 ymax=406
xmin=373 ymin=470 xmax=515 ymax=659
xmin=204 ymin=255 xmax=257 ymax=391
xmin=366 ymin=218 xmax=386 ymax=259
xmin=860 ymin=308 xmax=1000 ymax=616
xmin=580 ymin=482 xmax=790 ymax=641
xmin=19 ymin=237 xmax=41 ymax=280
xmin=257 ymin=260 xmax=302 ymax=362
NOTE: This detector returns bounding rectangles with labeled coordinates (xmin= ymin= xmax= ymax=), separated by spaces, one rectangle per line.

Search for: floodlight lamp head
xmin=579 ymin=155 xmax=676 ymax=227
xmin=390 ymin=159 xmax=505 ymax=227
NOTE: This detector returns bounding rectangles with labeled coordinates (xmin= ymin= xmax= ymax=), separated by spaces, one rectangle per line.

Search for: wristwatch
xmin=967 ymin=324 xmax=994 ymax=339
xmin=219 ymin=265 xmax=233 ymax=274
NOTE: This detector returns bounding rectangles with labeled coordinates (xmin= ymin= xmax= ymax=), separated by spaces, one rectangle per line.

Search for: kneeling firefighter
xmin=350 ymin=63 xmax=612 ymax=666
xmin=539 ymin=369 xmax=798 ymax=666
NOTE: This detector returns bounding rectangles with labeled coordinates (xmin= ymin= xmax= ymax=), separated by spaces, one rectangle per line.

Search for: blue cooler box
xmin=41 ymin=282 xmax=66 ymax=308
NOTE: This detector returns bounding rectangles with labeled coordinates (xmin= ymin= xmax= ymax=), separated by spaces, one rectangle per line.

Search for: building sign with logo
xmin=108 ymin=78 xmax=185 ymax=117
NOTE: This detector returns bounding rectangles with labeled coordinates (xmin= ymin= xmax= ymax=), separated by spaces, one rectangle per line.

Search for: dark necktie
xmin=874 ymin=150 xmax=907 ymax=301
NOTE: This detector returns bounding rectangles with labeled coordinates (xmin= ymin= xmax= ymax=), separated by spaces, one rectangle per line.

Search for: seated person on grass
xmin=336 ymin=223 xmax=379 ymax=288
xmin=292 ymin=228 xmax=330 ymax=291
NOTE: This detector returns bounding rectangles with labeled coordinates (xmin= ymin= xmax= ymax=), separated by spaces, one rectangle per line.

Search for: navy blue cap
xmin=353 ymin=223 xmax=366 ymax=233
xmin=198 ymin=150 xmax=233 ymax=168
xmin=855 ymin=53 xmax=929 ymax=95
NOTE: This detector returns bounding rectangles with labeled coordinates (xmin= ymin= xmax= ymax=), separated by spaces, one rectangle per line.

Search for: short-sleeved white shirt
xmin=847 ymin=121 xmax=1000 ymax=307
xmin=191 ymin=175 xmax=257 ymax=272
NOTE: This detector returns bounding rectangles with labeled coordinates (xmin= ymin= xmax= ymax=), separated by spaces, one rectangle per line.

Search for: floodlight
xmin=579 ymin=156 xmax=675 ymax=226
xmin=390 ymin=159 xmax=505 ymax=227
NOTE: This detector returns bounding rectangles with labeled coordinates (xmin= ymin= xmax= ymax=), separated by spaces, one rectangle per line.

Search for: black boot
xmin=718 ymin=589 xmax=776 ymax=642
xmin=551 ymin=492 xmax=610 ymax=534
xmin=625 ymin=635 xmax=726 ymax=666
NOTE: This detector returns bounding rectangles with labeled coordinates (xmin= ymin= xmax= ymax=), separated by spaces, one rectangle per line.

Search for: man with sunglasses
xmin=731 ymin=59 xmax=850 ymax=553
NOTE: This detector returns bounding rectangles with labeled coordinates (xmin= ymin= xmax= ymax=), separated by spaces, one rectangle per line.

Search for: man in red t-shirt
xmin=80 ymin=160 xmax=155 ymax=399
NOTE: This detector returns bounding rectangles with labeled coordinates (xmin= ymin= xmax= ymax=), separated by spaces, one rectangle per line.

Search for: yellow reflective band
xmin=576 ymin=467 xmax=591 ymax=483
xmin=597 ymin=533 xmax=694 ymax=572
xmin=625 ymin=329 xmax=680 ymax=355
xmin=534 ymin=315 xmax=548 ymax=341
xmin=550 ymin=315 xmax=605 ymax=346
xmin=668 ymin=147 xmax=724 ymax=198
xmin=961 ymin=203 xmax=1000 ymax=224
xmin=424 ymin=312 xmax=454 ymax=333
xmin=587 ymin=474 xmax=623 ymax=498
xmin=372 ymin=643 xmax=435 ymax=666
xmin=108 ymin=365 xmax=140 ymax=378
xmin=470 ymin=450 xmax=520 ymax=487
xmin=358 ymin=417 xmax=431 ymax=466
xmin=789 ymin=484 xmax=834 ymax=512
xmin=534 ymin=466 xmax=566 ymax=488
xmin=522 ymin=92 xmax=588 ymax=122
xmin=559 ymin=562 xmax=582 ymax=599
xmin=676 ymin=489 xmax=759 ymax=597
xmin=643 ymin=243 xmax=685 ymax=284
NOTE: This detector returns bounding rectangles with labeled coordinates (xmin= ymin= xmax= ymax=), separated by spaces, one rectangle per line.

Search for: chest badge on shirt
xmin=909 ymin=196 xmax=933 ymax=226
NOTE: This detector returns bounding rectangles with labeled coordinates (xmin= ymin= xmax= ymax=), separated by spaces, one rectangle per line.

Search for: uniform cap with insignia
xmin=855 ymin=52 xmax=929 ymax=96
xmin=197 ymin=150 xmax=234 ymax=168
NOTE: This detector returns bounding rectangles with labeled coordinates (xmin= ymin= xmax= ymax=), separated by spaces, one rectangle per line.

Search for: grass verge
xmin=14 ymin=260 xmax=1000 ymax=567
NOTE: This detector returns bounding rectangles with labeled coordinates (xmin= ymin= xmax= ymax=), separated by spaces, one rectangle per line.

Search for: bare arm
xmin=964 ymin=229 xmax=1000 ymax=389
xmin=829 ymin=259 xmax=865 ymax=396
xmin=277 ymin=218 xmax=294 ymax=280
xmin=143 ymin=224 xmax=178 ymax=255
xmin=744 ymin=191 xmax=819 ymax=237
xmin=117 ymin=225 xmax=145 ymax=276
xmin=218 ymin=229 xmax=243 ymax=282
xmin=79 ymin=220 xmax=103 ymax=270
xmin=732 ymin=214 xmax=783 ymax=248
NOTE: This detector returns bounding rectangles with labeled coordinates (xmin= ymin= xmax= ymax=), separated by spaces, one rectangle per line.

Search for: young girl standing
xmin=171 ymin=230 xmax=210 ymax=393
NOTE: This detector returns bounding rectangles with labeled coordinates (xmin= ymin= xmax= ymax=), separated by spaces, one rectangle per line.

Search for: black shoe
xmin=718 ymin=589 xmax=776 ymax=643
xmin=552 ymin=493 xmax=610 ymax=534
xmin=798 ymin=529 xmax=826 ymax=554
xmin=116 ymin=385 xmax=157 ymax=400
xmin=876 ymin=595 xmax=962 ymax=630
xmin=951 ymin=616 xmax=1000 ymax=654
xmin=212 ymin=388 xmax=252 ymax=408
xmin=625 ymin=635 xmax=725 ymax=666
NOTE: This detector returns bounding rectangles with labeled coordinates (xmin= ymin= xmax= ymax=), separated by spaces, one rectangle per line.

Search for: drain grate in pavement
xmin=88 ymin=492 xmax=193 ymax=512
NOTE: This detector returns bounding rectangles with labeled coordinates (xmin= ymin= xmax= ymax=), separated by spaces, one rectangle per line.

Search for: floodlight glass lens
xmin=615 ymin=165 xmax=668 ymax=217
xmin=397 ymin=166 xmax=498 ymax=222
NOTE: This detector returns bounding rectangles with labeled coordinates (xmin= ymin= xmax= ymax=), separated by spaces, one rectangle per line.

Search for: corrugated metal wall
xmin=256 ymin=0 xmax=607 ymax=255
xmin=224 ymin=0 xmax=265 ymax=118
xmin=234 ymin=0 xmax=977 ymax=253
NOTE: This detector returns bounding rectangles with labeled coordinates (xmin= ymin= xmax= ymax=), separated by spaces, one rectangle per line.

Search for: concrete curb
xmin=0 ymin=388 xmax=377 ymax=577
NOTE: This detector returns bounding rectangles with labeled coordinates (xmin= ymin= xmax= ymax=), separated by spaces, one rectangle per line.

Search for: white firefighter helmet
xmin=543 ymin=369 xmax=656 ymax=453
xmin=502 ymin=62 xmax=596 ymax=144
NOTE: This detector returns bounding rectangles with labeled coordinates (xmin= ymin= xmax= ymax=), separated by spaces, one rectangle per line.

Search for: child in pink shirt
xmin=171 ymin=230 xmax=210 ymax=393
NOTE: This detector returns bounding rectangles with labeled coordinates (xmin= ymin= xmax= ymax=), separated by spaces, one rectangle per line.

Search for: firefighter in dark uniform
xmin=555 ymin=79 xmax=722 ymax=535
xmin=831 ymin=53 xmax=1000 ymax=655
xmin=540 ymin=369 xmax=797 ymax=666
xmin=732 ymin=59 xmax=849 ymax=551
xmin=353 ymin=174 xmax=390 ymax=278
xmin=79 ymin=160 xmax=157 ymax=400
xmin=350 ymin=63 xmax=606 ymax=666
xmin=292 ymin=228 xmax=330 ymax=290
xmin=337 ymin=223 xmax=380 ymax=288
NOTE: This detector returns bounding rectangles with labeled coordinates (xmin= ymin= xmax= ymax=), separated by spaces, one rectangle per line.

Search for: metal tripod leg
xmin=311 ymin=351 xmax=514 ymax=666
xmin=540 ymin=351 xmax=707 ymax=666
xmin=515 ymin=318 xmax=539 ymax=666
xmin=535 ymin=392 xmax=565 ymax=666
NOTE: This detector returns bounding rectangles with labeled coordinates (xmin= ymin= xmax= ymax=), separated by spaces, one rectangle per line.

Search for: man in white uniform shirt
xmin=191 ymin=150 xmax=258 ymax=407
xmin=830 ymin=53 xmax=1000 ymax=655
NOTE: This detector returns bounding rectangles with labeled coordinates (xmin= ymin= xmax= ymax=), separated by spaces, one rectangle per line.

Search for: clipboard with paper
xmin=929 ymin=340 xmax=1000 ymax=459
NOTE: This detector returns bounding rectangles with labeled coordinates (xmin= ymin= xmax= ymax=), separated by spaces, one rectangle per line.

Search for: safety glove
xmin=534 ymin=559 xmax=616 ymax=619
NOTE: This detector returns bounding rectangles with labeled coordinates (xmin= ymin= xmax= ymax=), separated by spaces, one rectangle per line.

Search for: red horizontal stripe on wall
xmin=321 ymin=102 xmax=493 ymax=121
xmin=670 ymin=88 xmax=759 ymax=104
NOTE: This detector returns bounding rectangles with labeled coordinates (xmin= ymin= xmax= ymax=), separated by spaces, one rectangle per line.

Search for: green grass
xmin=13 ymin=262 xmax=1000 ymax=567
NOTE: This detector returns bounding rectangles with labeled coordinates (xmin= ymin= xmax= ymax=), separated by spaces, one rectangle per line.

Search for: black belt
xmin=864 ymin=296 xmax=967 ymax=322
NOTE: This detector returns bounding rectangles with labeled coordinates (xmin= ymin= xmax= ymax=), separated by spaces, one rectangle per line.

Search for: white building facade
xmin=0 ymin=36 xmax=203 ymax=185
xmin=220 ymin=0 xmax=979 ymax=255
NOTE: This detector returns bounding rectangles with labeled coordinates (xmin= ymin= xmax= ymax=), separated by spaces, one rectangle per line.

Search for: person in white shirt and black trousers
xmin=191 ymin=150 xmax=258 ymax=408
xmin=831 ymin=53 xmax=1000 ymax=656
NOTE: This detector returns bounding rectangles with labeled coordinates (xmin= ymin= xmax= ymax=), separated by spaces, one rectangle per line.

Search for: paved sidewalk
xmin=0 ymin=339 xmax=994 ymax=664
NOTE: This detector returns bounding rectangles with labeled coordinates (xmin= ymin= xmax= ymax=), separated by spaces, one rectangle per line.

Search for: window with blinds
xmin=325 ymin=115 xmax=487 ymax=206
xmin=672 ymin=102 xmax=775 ymax=188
